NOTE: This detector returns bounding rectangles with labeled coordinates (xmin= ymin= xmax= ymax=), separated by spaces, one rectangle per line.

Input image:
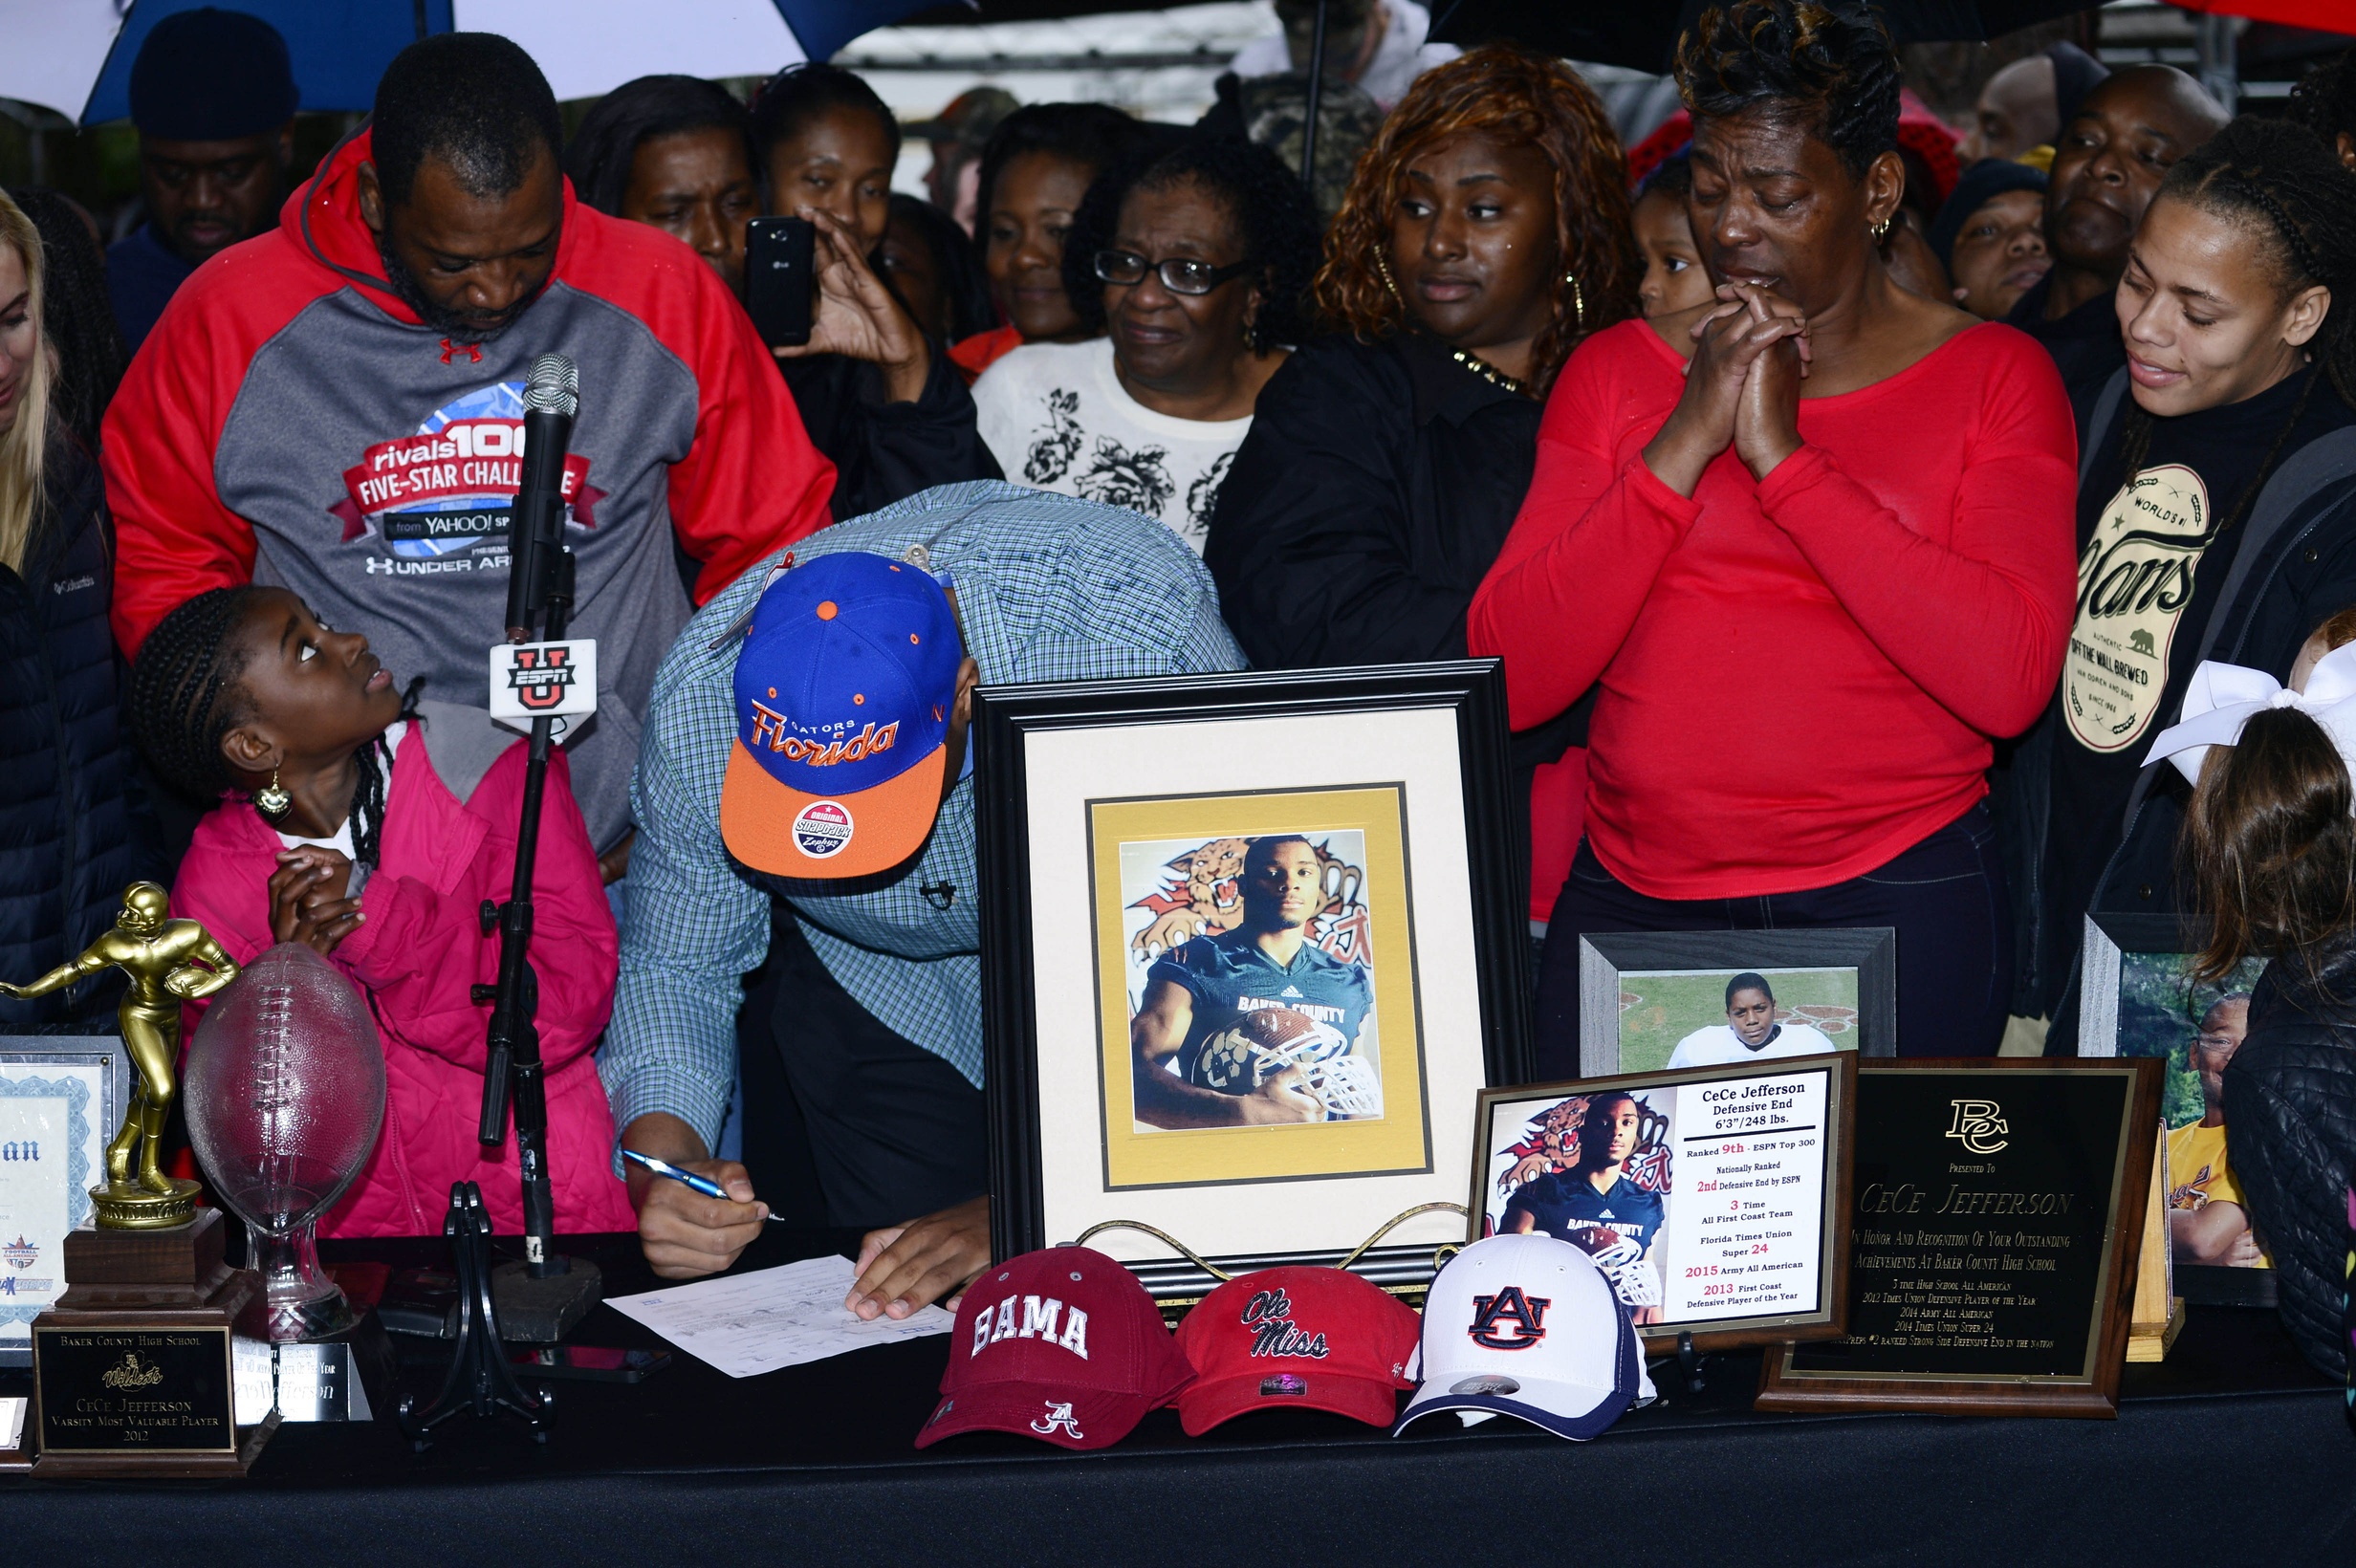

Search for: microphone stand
xmin=471 ymin=376 xmax=601 ymax=1345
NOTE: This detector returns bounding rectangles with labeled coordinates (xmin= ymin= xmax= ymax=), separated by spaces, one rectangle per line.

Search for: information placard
xmin=0 ymin=1042 xmax=126 ymax=1365
xmin=1757 ymin=1059 xmax=2161 ymax=1418
xmin=1470 ymin=1053 xmax=1856 ymax=1351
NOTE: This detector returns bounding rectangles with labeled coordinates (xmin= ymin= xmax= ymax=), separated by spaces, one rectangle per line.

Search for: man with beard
xmin=108 ymin=9 xmax=299 ymax=356
xmin=105 ymin=33 xmax=835 ymax=870
xmin=2005 ymin=66 xmax=2228 ymax=433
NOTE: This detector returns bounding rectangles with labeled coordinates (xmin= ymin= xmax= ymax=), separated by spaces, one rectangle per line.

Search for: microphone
xmin=503 ymin=353 xmax=578 ymax=642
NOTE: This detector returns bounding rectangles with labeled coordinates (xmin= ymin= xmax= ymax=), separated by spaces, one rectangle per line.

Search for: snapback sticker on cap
xmin=792 ymin=800 xmax=854 ymax=859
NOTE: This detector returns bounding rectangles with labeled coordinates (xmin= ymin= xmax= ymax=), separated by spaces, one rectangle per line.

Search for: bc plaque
xmin=1756 ymin=1059 xmax=2161 ymax=1418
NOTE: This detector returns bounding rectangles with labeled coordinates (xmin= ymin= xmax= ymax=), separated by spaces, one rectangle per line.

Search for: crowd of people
xmin=10 ymin=0 xmax=2356 ymax=1383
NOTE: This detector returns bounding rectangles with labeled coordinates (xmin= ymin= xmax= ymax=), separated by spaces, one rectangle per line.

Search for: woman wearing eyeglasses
xmin=971 ymin=136 xmax=1320 ymax=552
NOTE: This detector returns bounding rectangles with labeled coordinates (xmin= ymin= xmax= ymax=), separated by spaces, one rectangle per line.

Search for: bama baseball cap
xmin=1174 ymin=1265 xmax=1419 ymax=1435
xmin=1394 ymin=1232 xmax=1653 ymax=1442
xmin=720 ymin=553 xmax=962 ymax=879
xmin=917 ymin=1247 xmax=1191 ymax=1451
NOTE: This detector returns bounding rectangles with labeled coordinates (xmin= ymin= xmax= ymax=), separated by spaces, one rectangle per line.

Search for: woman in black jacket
xmin=1204 ymin=46 xmax=1639 ymax=670
xmin=0 ymin=189 xmax=154 ymax=1032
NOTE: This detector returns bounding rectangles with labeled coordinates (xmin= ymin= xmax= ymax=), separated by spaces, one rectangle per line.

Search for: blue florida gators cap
xmin=720 ymin=553 xmax=961 ymax=879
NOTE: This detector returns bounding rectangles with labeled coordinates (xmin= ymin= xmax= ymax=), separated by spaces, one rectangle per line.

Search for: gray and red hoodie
xmin=104 ymin=131 xmax=835 ymax=847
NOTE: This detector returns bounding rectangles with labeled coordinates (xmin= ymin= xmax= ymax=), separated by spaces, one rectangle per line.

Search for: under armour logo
xmin=437 ymin=338 xmax=484 ymax=365
xmin=1945 ymin=1099 xmax=2009 ymax=1155
xmin=1468 ymin=1285 xmax=1551 ymax=1350
xmin=1030 ymin=1400 xmax=1083 ymax=1439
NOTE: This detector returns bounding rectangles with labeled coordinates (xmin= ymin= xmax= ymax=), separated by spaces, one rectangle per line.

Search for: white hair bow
xmin=2144 ymin=642 xmax=2356 ymax=787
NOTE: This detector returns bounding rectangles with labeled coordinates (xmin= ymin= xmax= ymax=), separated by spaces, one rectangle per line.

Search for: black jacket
xmin=1996 ymin=370 xmax=2356 ymax=1034
xmin=1204 ymin=331 xmax=1540 ymax=668
xmin=0 ymin=443 xmax=157 ymax=1032
xmin=778 ymin=344 xmax=1000 ymax=524
xmin=2221 ymin=937 xmax=2356 ymax=1378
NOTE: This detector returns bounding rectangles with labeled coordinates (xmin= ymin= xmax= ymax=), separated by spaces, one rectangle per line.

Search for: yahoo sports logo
xmin=793 ymin=800 xmax=854 ymax=859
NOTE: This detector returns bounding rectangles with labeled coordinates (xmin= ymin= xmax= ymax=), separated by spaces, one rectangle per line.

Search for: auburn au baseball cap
xmin=917 ymin=1247 xmax=1191 ymax=1451
xmin=1394 ymin=1232 xmax=1653 ymax=1442
xmin=721 ymin=552 xmax=962 ymax=879
xmin=1175 ymin=1265 xmax=1418 ymax=1434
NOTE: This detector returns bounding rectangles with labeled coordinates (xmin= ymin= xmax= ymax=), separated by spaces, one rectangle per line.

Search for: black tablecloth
xmin=6 ymin=1227 xmax=2349 ymax=1566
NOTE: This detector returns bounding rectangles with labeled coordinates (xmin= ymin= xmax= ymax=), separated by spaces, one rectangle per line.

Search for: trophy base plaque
xmin=32 ymin=1208 xmax=277 ymax=1477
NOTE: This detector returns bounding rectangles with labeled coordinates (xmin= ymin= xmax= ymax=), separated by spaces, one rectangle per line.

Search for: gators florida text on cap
xmin=1394 ymin=1232 xmax=1652 ymax=1442
xmin=917 ymin=1246 xmax=1192 ymax=1451
xmin=1175 ymin=1265 xmax=1418 ymax=1434
xmin=722 ymin=553 xmax=962 ymax=880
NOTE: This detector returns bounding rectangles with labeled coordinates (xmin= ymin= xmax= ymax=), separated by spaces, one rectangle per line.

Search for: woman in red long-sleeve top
xmin=1469 ymin=0 xmax=2077 ymax=1073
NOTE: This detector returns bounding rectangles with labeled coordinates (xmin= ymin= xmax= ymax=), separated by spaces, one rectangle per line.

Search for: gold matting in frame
xmin=1086 ymin=784 xmax=1429 ymax=1191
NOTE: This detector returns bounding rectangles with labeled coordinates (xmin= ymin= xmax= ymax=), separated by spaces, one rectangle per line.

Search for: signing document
xmin=607 ymin=1255 xmax=952 ymax=1379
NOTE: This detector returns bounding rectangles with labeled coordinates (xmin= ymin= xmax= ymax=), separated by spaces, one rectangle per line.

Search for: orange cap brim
xmin=720 ymin=737 xmax=950 ymax=880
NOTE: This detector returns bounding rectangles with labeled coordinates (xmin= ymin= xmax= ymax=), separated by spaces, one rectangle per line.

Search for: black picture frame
xmin=973 ymin=660 xmax=1533 ymax=1296
xmin=1576 ymin=928 xmax=1899 ymax=1077
xmin=2076 ymin=911 xmax=2276 ymax=1309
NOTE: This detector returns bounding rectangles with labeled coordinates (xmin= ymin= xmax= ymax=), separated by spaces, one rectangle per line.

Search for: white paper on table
xmin=0 ymin=1395 xmax=23 ymax=1449
xmin=604 ymin=1254 xmax=951 ymax=1379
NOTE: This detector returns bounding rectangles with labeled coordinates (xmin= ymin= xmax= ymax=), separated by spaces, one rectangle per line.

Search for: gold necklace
xmin=1450 ymin=347 xmax=1528 ymax=396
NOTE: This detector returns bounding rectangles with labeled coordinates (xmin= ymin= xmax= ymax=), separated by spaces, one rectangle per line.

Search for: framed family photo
xmin=1576 ymin=928 xmax=1898 ymax=1077
xmin=1471 ymin=1053 xmax=1857 ymax=1352
xmin=2078 ymin=912 xmax=2275 ymax=1307
xmin=975 ymin=662 xmax=1532 ymax=1300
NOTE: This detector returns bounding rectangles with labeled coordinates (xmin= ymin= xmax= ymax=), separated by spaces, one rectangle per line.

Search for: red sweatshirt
xmin=103 ymin=132 xmax=834 ymax=848
xmin=1469 ymin=318 xmax=2076 ymax=901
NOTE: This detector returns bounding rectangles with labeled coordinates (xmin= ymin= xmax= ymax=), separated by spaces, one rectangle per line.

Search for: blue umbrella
xmin=71 ymin=0 xmax=961 ymax=124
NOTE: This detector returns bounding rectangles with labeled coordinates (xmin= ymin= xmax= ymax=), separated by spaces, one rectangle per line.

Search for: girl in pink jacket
xmin=131 ymin=585 xmax=634 ymax=1237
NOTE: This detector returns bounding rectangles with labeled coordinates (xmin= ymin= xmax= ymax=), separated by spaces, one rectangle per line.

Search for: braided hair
xmin=2114 ymin=117 xmax=2356 ymax=507
xmin=130 ymin=588 xmax=422 ymax=870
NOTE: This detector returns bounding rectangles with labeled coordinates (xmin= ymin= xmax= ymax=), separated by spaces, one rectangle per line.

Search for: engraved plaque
xmin=34 ymin=1323 xmax=234 ymax=1454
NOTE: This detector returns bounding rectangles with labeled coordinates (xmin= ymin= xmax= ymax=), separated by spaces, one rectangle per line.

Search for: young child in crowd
xmin=130 ymin=587 xmax=634 ymax=1237
xmin=1631 ymin=155 xmax=1713 ymax=320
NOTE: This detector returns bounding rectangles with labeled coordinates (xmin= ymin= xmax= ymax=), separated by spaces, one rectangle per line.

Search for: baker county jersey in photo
xmin=1506 ymin=1170 xmax=1667 ymax=1255
xmin=104 ymin=131 xmax=835 ymax=848
xmin=1149 ymin=926 xmax=1374 ymax=1090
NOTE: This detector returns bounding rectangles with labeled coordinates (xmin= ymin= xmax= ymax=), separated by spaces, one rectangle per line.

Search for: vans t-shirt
xmin=972 ymin=337 xmax=1252 ymax=554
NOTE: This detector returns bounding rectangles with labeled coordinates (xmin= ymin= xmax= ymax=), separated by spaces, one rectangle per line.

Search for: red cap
xmin=916 ymin=1247 xmax=1190 ymax=1451
xmin=1173 ymin=1266 xmax=1419 ymax=1435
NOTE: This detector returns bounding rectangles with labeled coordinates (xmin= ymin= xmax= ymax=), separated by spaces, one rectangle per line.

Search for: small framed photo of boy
xmin=1575 ymin=929 xmax=1898 ymax=1078
xmin=2077 ymin=912 xmax=2274 ymax=1306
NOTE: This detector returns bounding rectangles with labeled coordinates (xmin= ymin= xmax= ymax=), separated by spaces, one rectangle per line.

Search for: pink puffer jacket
xmin=173 ymin=712 xmax=634 ymax=1236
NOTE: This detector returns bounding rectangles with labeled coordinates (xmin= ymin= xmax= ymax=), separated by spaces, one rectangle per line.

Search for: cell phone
xmin=746 ymin=215 xmax=815 ymax=349
xmin=510 ymin=1345 xmax=671 ymax=1383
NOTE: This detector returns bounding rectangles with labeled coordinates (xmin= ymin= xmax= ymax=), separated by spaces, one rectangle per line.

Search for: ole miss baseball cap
xmin=1174 ymin=1265 xmax=1419 ymax=1435
xmin=721 ymin=552 xmax=963 ymax=879
xmin=1394 ymin=1232 xmax=1654 ymax=1442
xmin=916 ymin=1247 xmax=1191 ymax=1451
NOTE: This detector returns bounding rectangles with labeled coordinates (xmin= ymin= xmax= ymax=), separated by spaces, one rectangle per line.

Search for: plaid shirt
xmin=601 ymin=481 xmax=1246 ymax=1158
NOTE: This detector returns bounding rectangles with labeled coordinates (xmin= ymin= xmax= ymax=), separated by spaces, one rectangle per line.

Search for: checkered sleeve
xmin=599 ymin=615 xmax=774 ymax=1171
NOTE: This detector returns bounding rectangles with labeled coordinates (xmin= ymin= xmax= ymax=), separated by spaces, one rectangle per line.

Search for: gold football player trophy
xmin=0 ymin=882 xmax=240 ymax=1229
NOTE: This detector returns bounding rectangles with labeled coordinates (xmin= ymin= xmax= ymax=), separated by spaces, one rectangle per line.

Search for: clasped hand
xmin=1644 ymin=281 xmax=1810 ymax=496
xmin=771 ymin=206 xmax=930 ymax=404
xmin=269 ymin=845 xmax=362 ymax=955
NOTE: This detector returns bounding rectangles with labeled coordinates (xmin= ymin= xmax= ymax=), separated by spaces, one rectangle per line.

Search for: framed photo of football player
xmin=1576 ymin=928 xmax=1898 ymax=1078
xmin=1471 ymin=1052 xmax=1857 ymax=1352
xmin=975 ymin=662 xmax=1530 ymax=1301
xmin=2078 ymin=913 xmax=2274 ymax=1308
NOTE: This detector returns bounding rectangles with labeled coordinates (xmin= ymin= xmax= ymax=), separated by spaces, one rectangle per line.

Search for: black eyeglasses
xmin=1092 ymin=250 xmax=1256 ymax=295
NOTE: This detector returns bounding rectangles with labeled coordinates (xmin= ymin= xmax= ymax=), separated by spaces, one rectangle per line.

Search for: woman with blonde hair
xmin=1205 ymin=43 xmax=1640 ymax=930
xmin=0 ymin=186 xmax=157 ymax=1033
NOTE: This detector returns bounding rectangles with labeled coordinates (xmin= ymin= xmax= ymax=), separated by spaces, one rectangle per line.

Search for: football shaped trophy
xmin=186 ymin=942 xmax=386 ymax=1341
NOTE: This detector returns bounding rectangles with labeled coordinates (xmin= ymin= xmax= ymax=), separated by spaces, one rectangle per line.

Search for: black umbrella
xmin=1426 ymin=0 xmax=2103 ymax=75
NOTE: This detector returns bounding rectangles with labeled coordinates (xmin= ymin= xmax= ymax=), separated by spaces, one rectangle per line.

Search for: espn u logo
xmin=507 ymin=645 xmax=576 ymax=711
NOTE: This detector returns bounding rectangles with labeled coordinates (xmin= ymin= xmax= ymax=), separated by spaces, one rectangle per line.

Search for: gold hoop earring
xmin=1375 ymin=250 xmax=1403 ymax=305
xmin=1871 ymin=216 xmax=1893 ymax=243
xmin=253 ymin=766 xmax=292 ymax=821
xmin=1565 ymin=271 xmax=1585 ymax=331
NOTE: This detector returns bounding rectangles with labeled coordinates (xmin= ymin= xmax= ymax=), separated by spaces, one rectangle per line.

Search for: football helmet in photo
xmin=1192 ymin=1006 xmax=1383 ymax=1119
